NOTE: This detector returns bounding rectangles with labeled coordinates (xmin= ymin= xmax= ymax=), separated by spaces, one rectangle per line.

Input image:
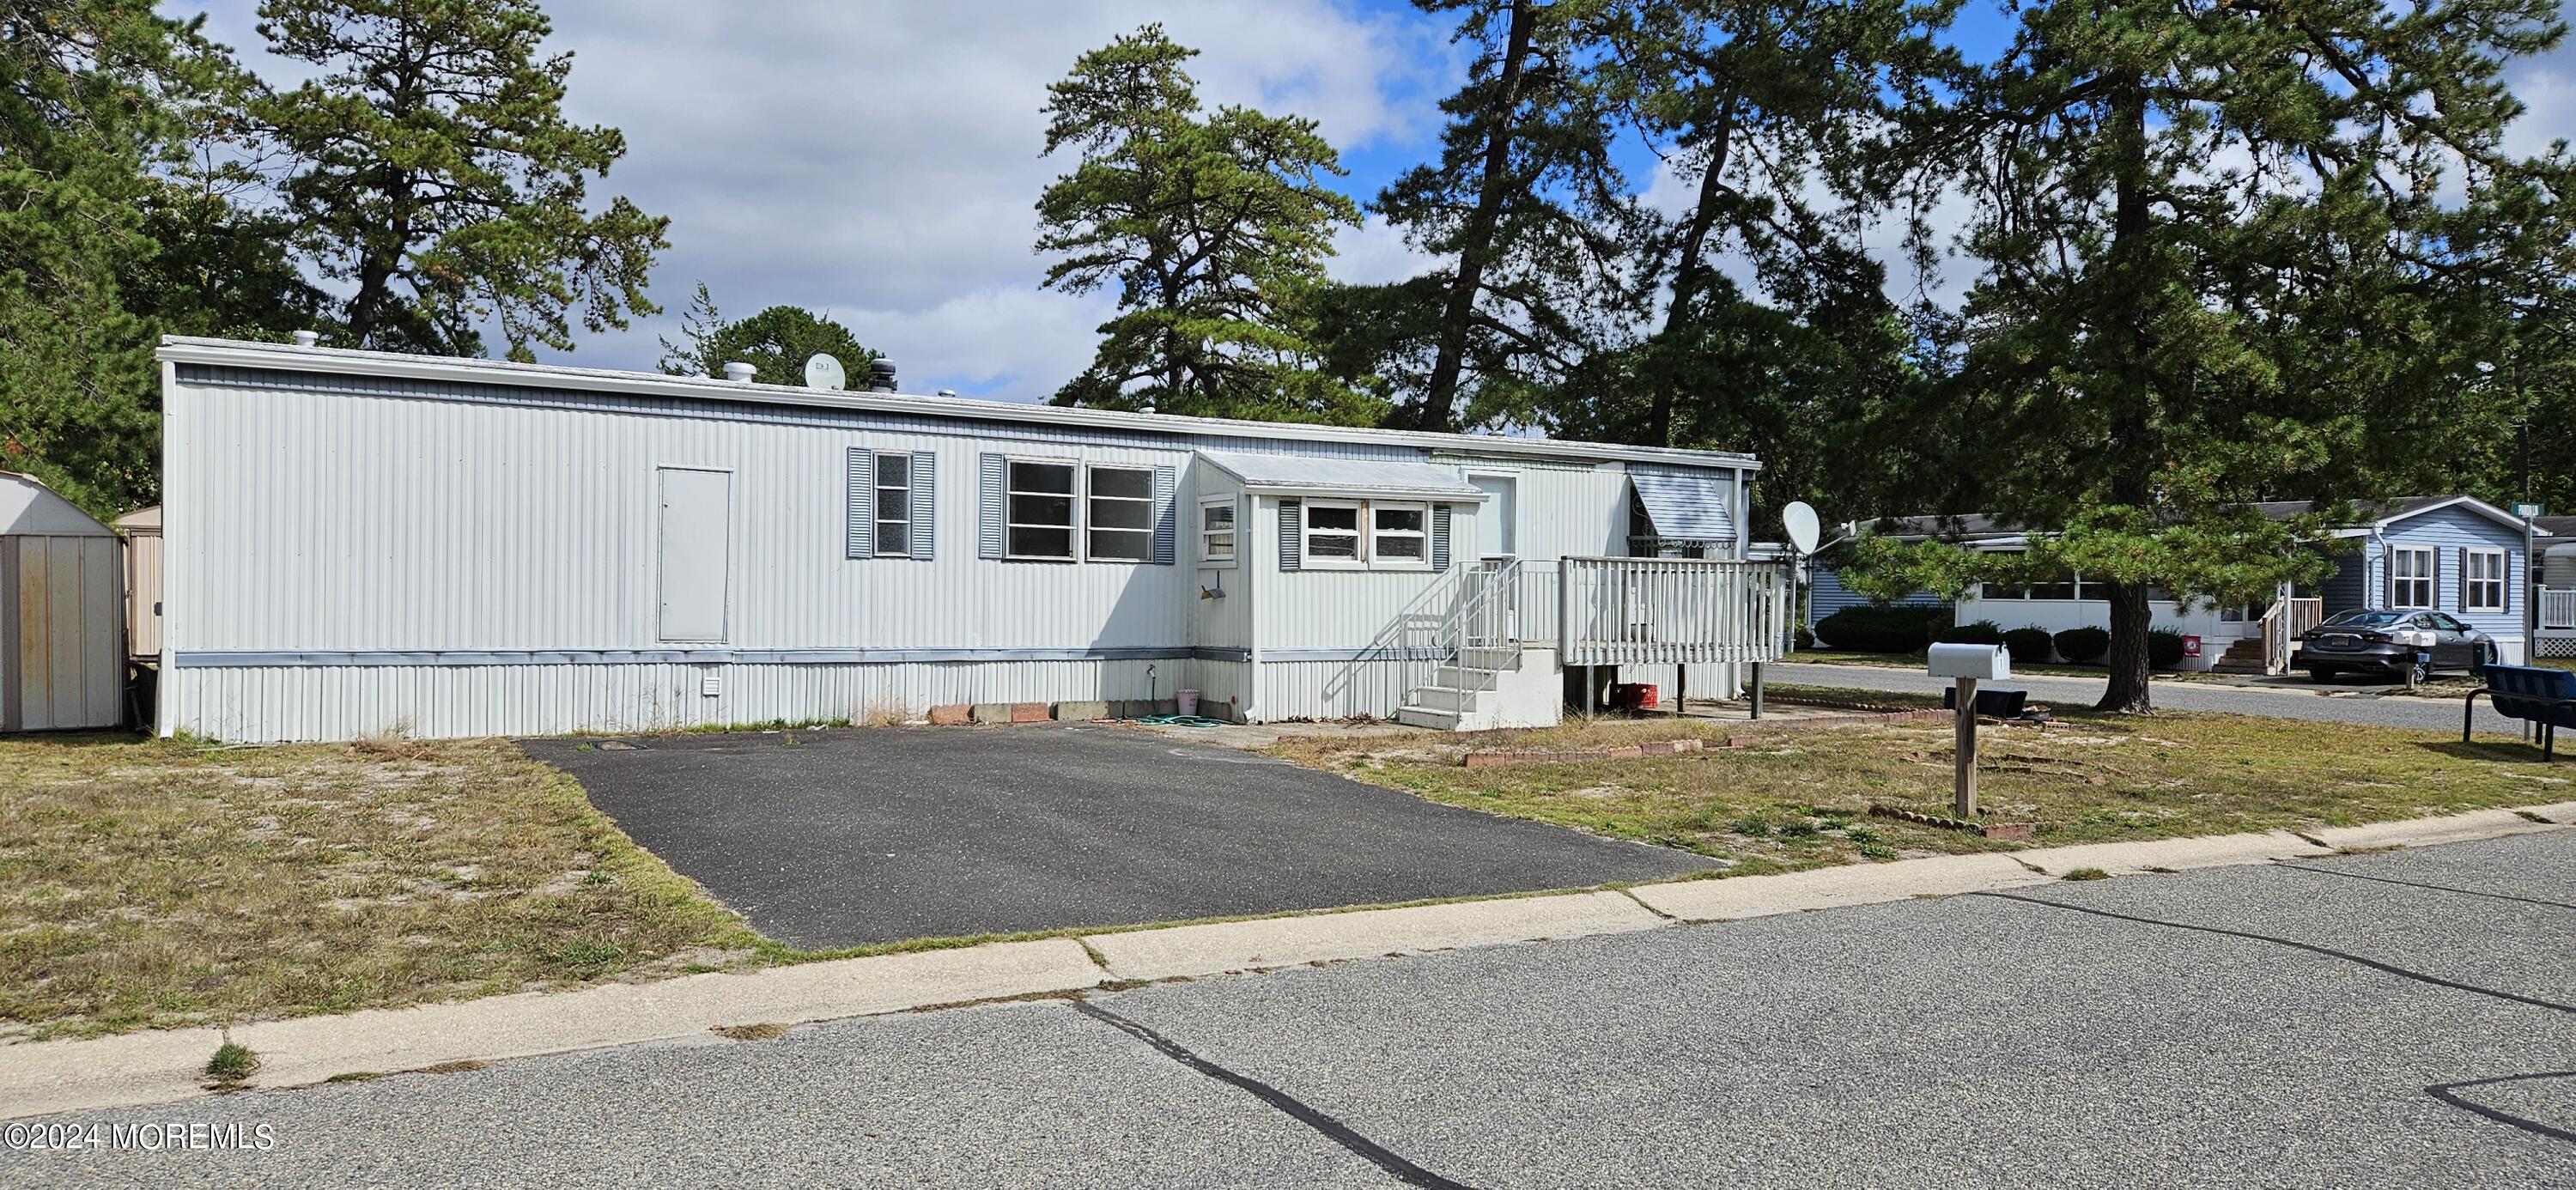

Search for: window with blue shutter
xmin=1151 ymin=464 xmax=1177 ymax=565
xmin=1278 ymin=498 xmax=1302 ymax=571
xmin=908 ymin=450 xmax=936 ymax=560
xmin=845 ymin=448 xmax=876 ymax=560
xmin=978 ymin=453 xmax=1005 ymax=560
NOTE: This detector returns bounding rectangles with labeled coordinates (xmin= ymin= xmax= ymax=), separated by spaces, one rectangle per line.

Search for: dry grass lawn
xmin=0 ymin=733 xmax=771 ymax=1041
xmin=1268 ymin=687 xmax=2574 ymax=875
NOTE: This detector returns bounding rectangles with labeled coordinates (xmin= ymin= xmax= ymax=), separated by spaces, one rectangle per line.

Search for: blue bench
xmin=2463 ymin=665 xmax=2576 ymax=760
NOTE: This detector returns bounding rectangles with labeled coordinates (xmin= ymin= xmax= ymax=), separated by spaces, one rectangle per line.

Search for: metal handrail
xmin=1556 ymin=556 xmax=1794 ymax=666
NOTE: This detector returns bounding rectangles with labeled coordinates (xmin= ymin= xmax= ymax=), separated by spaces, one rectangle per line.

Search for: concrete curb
xmin=3 ymin=802 xmax=2567 ymax=1120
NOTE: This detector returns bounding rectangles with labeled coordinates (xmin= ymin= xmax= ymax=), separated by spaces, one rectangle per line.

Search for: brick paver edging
xmin=1461 ymin=707 xmax=1952 ymax=768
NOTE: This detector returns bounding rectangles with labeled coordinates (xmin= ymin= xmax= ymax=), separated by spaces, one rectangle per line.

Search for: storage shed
xmin=116 ymin=505 xmax=162 ymax=660
xmin=3 ymin=472 xmax=124 ymax=731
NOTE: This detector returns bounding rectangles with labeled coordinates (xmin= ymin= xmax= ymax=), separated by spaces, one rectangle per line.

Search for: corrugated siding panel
xmin=1809 ymin=568 xmax=1945 ymax=617
xmin=1254 ymin=659 xmax=1419 ymax=720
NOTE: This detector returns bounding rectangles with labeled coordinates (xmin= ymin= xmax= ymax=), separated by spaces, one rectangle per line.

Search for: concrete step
xmin=1396 ymin=705 xmax=1463 ymax=731
xmin=1412 ymin=684 xmax=1485 ymax=713
xmin=1433 ymin=665 xmax=1503 ymax=691
xmin=2211 ymin=659 xmax=2269 ymax=674
xmin=1460 ymin=647 xmax=1522 ymax=672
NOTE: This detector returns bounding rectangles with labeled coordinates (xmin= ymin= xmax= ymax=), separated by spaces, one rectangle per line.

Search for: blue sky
xmin=165 ymin=0 xmax=2568 ymax=403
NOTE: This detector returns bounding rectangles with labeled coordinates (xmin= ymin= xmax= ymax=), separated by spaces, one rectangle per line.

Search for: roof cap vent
xmin=866 ymin=359 xmax=897 ymax=392
xmin=721 ymin=361 xmax=756 ymax=383
xmin=290 ymin=330 xmax=321 ymax=348
xmin=935 ymin=388 xmax=958 ymax=398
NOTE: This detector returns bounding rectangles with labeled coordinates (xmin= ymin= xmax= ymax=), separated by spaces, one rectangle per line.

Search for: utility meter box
xmin=1927 ymin=642 xmax=2011 ymax=681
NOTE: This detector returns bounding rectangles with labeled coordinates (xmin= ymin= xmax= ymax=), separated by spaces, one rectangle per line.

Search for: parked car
xmin=2293 ymin=609 xmax=2494 ymax=684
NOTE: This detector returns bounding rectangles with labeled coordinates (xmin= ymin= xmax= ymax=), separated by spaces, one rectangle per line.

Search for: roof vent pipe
xmin=867 ymin=359 xmax=898 ymax=392
xmin=722 ymin=361 xmax=756 ymax=383
xmin=291 ymin=330 xmax=321 ymax=348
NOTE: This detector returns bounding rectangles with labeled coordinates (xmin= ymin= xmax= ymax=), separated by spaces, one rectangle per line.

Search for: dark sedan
xmin=2293 ymin=609 xmax=2495 ymax=684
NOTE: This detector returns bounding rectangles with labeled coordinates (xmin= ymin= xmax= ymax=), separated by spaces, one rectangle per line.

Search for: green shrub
xmin=2002 ymin=626 xmax=2055 ymax=664
xmin=2053 ymin=626 xmax=2110 ymax=664
xmin=2148 ymin=628 xmax=2188 ymax=669
xmin=1812 ymin=604 xmax=1950 ymax=653
xmin=1793 ymin=622 xmax=1815 ymax=650
xmin=1934 ymin=620 xmax=2004 ymax=645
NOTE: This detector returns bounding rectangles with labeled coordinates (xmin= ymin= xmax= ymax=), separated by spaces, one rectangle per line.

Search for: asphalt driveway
xmin=520 ymin=724 xmax=1709 ymax=949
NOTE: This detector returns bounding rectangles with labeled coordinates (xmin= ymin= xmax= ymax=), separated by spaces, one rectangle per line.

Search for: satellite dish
xmin=1783 ymin=501 xmax=1821 ymax=555
xmin=803 ymin=353 xmax=848 ymax=392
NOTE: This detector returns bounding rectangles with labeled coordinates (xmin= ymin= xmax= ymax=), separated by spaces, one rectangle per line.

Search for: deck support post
xmin=1749 ymin=663 xmax=1763 ymax=721
xmin=1953 ymin=676 xmax=1979 ymax=818
xmin=1675 ymin=665 xmax=1686 ymax=720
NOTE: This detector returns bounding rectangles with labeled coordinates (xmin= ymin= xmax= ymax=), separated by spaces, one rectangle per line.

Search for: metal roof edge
xmin=157 ymin=337 xmax=1763 ymax=472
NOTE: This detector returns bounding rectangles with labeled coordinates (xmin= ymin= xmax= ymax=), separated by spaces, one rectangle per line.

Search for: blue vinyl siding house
xmin=2306 ymin=496 xmax=2532 ymax=662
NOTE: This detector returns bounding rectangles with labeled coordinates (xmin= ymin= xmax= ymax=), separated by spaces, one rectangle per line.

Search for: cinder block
xmin=1054 ymin=701 xmax=1111 ymax=721
xmin=927 ymin=704 xmax=970 ymax=726
xmin=969 ymin=703 xmax=1012 ymax=725
xmin=1010 ymin=701 xmax=1048 ymax=723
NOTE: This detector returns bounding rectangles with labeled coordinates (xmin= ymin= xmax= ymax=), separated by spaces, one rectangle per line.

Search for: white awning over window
xmin=1630 ymin=464 xmax=1737 ymax=541
xmin=1197 ymin=452 xmax=1487 ymax=501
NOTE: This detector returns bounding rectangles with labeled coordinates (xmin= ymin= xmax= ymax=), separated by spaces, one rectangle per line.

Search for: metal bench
xmin=2463 ymin=665 xmax=2576 ymax=760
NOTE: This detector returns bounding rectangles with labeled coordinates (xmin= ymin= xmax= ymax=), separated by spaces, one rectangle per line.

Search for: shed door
xmin=657 ymin=469 xmax=732 ymax=643
xmin=1470 ymin=475 xmax=1516 ymax=558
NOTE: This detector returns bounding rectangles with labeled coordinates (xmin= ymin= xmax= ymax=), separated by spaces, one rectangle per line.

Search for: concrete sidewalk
xmin=4 ymin=799 xmax=2568 ymax=1121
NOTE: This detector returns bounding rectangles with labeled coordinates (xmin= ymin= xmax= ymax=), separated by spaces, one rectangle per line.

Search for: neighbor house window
xmin=1371 ymin=504 xmax=1429 ymax=568
xmin=874 ymin=452 xmax=911 ymax=556
xmin=2464 ymin=549 xmax=2506 ymax=613
xmin=1200 ymin=499 xmax=1236 ymax=565
xmin=1006 ymin=459 xmax=1077 ymax=560
xmin=1981 ymin=583 xmax=2026 ymax=600
xmin=2391 ymin=546 xmax=2435 ymax=608
xmin=2027 ymin=571 xmax=2077 ymax=601
xmin=1303 ymin=501 xmax=1364 ymax=568
xmin=1087 ymin=465 xmax=1155 ymax=562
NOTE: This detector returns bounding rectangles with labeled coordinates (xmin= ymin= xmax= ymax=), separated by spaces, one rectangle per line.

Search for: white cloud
xmin=166 ymin=0 xmax=1454 ymax=402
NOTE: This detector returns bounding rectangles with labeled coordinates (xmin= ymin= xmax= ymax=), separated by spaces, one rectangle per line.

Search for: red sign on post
xmin=2183 ymin=634 xmax=2202 ymax=659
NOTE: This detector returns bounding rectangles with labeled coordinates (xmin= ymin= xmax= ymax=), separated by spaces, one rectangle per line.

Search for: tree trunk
xmin=1647 ymin=101 xmax=1737 ymax=447
xmin=2097 ymin=580 xmax=2154 ymax=713
xmin=2094 ymin=75 xmax=2155 ymax=714
xmin=1414 ymin=0 xmax=1536 ymax=434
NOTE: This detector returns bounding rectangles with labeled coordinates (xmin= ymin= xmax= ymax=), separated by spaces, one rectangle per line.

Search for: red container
xmin=1612 ymin=683 xmax=1660 ymax=711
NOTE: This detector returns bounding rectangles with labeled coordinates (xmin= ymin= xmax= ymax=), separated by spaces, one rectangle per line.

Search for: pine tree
xmin=1856 ymin=0 xmax=2575 ymax=712
xmin=654 ymin=285 xmax=882 ymax=387
xmin=1035 ymin=26 xmax=1371 ymax=422
xmin=255 ymin=0 xmax=668 ymax=359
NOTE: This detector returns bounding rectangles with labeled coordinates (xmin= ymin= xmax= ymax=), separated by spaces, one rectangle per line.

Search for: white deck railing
xmin=2541 ymin=587 xmax=2576 ymax=632
xmin=1556 ymin=556 xmax=1795 ymax=666
xmin=2262 ymin=598 xmax=2324 ymax=675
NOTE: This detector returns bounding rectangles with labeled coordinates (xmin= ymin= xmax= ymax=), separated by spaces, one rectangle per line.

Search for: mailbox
xmin=1927 ymin=642 xmax=2011 ymax=681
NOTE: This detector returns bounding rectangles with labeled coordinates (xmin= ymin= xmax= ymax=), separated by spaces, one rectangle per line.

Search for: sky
xmin=166 ymin=0 xmax=2576 ymax=404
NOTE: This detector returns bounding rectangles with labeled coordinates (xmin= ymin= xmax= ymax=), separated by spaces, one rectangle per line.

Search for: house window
xmin=2391 ymin=546 xmax=2435 ymax=608
xmin=2464 ymin=549 xmax=2506 ymax=613
xmin=874 ymin=452 xmax=911 ymax=556
xmin=1087 ymin=465 xmax=1155 ymax=562
xmin=1981 ymin=583 xmax=2025 ymax=600
xmin=1200 ymin=499 xmax=1236 ymax=565
xmin=1005 ymin=459 xmax=1077 ymax=560
xmin=1372 ymin=504 xmax=1429 ymax=568
xmin=1303 ymin=501 xmax=1364 ymax=568
xmin=2027 ymin=571 xmax=2077 ymax=601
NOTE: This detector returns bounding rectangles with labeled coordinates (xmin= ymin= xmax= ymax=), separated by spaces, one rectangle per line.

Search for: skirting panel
xmin=166 ymin=659 xmax=1183 ymax=743
xmin=1252 ymin=659 xmax=1427 ymax=722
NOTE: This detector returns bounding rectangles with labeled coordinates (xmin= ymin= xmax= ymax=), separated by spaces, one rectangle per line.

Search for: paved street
xmin=1770 ymin=660 xmax=2538 ymax=734
xmin=20 ymin=831 xmax=2573 ymax=1188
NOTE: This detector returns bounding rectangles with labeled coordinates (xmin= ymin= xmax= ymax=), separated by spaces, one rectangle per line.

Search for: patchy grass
xmin=204 ymin=1041 xmax=258 ymax=1084
xmin=1266 ymin=695 xmax=2573 ymax=873
xmin=712 ymin=1022 xmax=792 ymax=1041
xmin=0 ymin=733 xmax=771 ymax=1041
xmin=1792 ymin=651 xmax=2231 ymax=682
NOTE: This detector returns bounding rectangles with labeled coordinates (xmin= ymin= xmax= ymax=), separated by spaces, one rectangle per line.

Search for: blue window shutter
xmin=846 ymin=448 xmax=876 ymax=560
xmin=1431 ymin=504 xmax=1452 ymax=572
xmin=910 ymin=451 xmax=936 ymax=561
xmin=1151 ymin=464 xmax=1177 ymax=565
xmin=1279 ymin=498 xmax=1302 ymax=572
xmin=978 ymin=453 xmax=1005 ymax=560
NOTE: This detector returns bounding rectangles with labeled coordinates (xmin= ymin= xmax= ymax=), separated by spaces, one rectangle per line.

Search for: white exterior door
xmin=1471 ymin=475 xmax=1516 ymax=558
xmin=657 ymin=468 xmax=732 ymax=642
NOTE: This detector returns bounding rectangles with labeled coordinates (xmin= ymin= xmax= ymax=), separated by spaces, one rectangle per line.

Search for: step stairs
xmin=1397 ymin=657 xmax=1512 ymax=731
xmin=2210 ymin=635 xmax=2269 ymax=675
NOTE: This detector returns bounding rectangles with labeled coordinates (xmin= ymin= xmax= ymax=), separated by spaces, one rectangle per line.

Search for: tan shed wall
xmin=4 ymin=535 xmax=124 ymax=731
xmin=124 ymin=529 xmax=162 ymax=659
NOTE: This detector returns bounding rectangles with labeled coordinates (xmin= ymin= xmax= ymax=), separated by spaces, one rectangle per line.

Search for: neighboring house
xmin=2531 ymin=514 xmax=2576 ymax=659
xmin=1846 ymin=497 xmax=2545 ymax=671
xmin=151 ymin=336 xmax=1789 ymax=742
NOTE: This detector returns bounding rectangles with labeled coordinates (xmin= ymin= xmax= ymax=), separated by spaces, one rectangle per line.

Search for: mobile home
xmin=155 ymin=337 xmax=1789 ymax=742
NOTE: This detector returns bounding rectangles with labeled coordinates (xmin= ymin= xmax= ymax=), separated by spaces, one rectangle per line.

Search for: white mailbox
xmin=1927 ymin=642 xmax=2011 ymax=681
